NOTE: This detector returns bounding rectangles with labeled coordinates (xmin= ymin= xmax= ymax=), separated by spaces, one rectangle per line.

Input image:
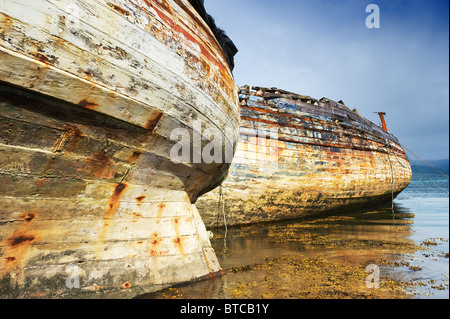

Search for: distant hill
xmin=411 ymin=159 xmax=449 ymax=176
xmin=424 ymin=159 xmax=449 ymax=169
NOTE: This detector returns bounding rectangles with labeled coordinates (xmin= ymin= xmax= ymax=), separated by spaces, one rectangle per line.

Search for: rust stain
xmin=34 ymin=179 xmax=48 ymax=186
xmin=135 ymin=196 xmax=146 ymax=206
xmin=7 ymin=232 xmax=36 ymax=247
xmin=96 ymin=183 xmax=127 ymax=258
xmin=30 ymin=52 xmax=58 ymax=66
xmin=1 ymin=13 xmax=14 ymax=29
xmin=206 ymin=271 xmax=221 ymax=279
xmin=145 ymin=112 xmax=163 ymax=131
xmin=107 ymin=2 xmax=131 ymax=16
xmin=149 ymin=232 xmax=162 ymax=257
xmin=85 ymin=152 xmax=115 ymax=179
xmin=1 ymin=212 xmax=39 ymax=282
xmin=78 ymin=99 xmax=99 ymax=110
xmin=128 ymin=150 xmax=142 ymax=164
xmin=122 ymin=282 xmax=132 ymax=289
xmin=21 ymin=212 xmax=36 ymax=222
xmin=157 ymin=203 xmax=166 ymax=219
xmin=173 ymin=218 xmax=185 ymax=256
xmin=30 ymin=291 xmax=51 ymax=298
xmin=132 ymin=212 xmax=144 ymax=218
xmin=106 ymin=183 xmax=127 ymax=220
xmin=32 ymin=52 xmax=50 ymax=64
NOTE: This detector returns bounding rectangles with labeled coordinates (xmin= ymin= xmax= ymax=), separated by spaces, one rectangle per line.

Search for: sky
xmin=204 ymin=0 xmax=449 ymax=160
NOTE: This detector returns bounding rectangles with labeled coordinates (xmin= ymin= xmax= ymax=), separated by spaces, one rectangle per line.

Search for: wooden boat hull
xmin=0 ymin=0 xmax=238 ymax=298
xmin=197 ymin=87 xmax=412 ymax=228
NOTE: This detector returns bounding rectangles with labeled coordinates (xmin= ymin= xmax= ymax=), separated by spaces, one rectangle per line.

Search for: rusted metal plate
xmin=197 ymin=86 xmax=412 ymax=228
xmin=0 ymin=0 xmax=237 ymax=298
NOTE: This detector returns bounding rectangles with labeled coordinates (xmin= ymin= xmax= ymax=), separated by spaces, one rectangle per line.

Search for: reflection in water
xmin=212 ymin=203 xmax=414 ymax=270
xmin=140 ymin=202 xmax=445 ymax=299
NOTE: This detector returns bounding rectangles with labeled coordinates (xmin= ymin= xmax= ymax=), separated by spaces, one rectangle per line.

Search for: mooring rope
xmin=400 ymin=143 xmax=449 ymax=179
xmin=386 ymin=141 xmax=409 ymax=169
xmin=216 ymin=187 xmax=222 ymax=229
xmin=222 ymin=187 xmax=228 ymax=247
xmin=216 ymin=186 xmax=228 ymax=246
xmin=406 ymin=153 xmax=449 ymax=191
xmin=385 ymin=143 xmax=395 ymax=214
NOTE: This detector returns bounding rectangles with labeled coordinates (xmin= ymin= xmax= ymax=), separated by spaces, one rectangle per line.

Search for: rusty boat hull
xmin=0 ymin=0 xmax=239 ymax=298
xmin=196 ymin=86 xmax=412 ymax=228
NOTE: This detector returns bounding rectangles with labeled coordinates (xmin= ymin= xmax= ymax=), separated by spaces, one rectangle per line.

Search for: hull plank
xmin=0 ymin=0 xmax=238 ymax=298
xmin=197 ymin=87 xmax=412 ymax=227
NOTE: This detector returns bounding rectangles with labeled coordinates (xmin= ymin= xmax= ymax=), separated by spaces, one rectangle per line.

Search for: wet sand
xmin=139 ymin=197 xmax=449 ymax=299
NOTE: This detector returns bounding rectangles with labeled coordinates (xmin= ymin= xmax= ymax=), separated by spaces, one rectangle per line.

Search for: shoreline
xmin=141 ymin=196 xmax=449 ymax=299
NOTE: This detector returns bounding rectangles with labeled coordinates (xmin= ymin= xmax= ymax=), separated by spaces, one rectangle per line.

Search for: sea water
xmin=141 ymin=162 xmax=449 ymax=299
xmin=393 ymin=163 xmax=449 ymax=298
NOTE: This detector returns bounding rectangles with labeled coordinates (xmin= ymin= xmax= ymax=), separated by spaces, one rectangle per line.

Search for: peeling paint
xmin=197 ymin=86 xmax=412 ymax=228
xmin=0 ymin=0 xmax=235 ymax=298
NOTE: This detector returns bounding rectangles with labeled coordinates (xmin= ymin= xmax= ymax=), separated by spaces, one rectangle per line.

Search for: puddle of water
xmin=139 ymin=197 xmax=448 ymax=299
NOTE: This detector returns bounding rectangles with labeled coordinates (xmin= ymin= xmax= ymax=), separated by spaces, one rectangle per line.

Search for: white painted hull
xmin=0 ymin=0 xmax=239 ymax=298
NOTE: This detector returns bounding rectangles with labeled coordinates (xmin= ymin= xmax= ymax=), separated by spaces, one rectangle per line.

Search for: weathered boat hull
xmin=0 ymin=0 xmax=239 ymax=298
xmin=196 ymin=87 xmax=412 ymax=228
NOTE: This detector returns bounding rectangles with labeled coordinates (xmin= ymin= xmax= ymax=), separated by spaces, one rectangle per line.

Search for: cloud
xmin=205 ymin=0 xmax=449 ymax=159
